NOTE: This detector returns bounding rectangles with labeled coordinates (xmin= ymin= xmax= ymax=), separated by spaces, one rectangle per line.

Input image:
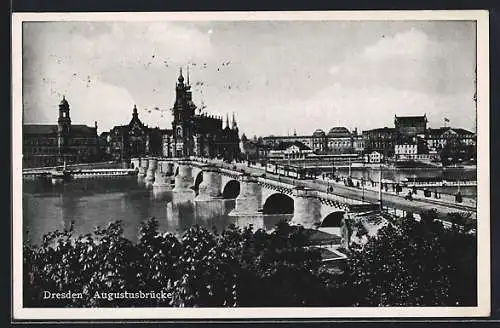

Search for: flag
xmin=444 ymin=117 xmax=450 ymax=122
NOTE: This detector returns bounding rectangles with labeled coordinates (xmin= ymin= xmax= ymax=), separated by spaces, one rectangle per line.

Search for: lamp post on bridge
xmin=361 ymin=176 xmax=365 ymax=202
xmin=331 ymin=159 xmax=335 ymax=180
xmin=379 ymin=162 xmax=383 ymax=211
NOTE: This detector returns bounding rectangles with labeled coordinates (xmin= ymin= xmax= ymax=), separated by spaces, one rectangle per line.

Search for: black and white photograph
xmin=12 ymin=11 xmax=490 ymax=320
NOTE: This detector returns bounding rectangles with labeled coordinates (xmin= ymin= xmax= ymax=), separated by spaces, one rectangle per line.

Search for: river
xmin=22 ymin=164 xmax=477 ymax=245
xmin=22 ymin=177 xmax=289 ymax=245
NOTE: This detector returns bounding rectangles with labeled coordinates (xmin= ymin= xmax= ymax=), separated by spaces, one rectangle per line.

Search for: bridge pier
xmin=196 ymin=166 xmax=222 ymax=200
xmin=172 ymin=160 xmax=195 ymax=199
xmin=145 ymin=158 xmax=158 ymax=182
xmin=291 ymin=187 xmax=322 ymax=229
xmin=227 ymin=174 xmax=265 ymax=229
xmin=130 ymin=157 xmax=140 ymax=170
xmin=194 ymin=165 xmax=227 ymax=220
xmin=138 ymin=158 xmax=149 ymax=177
xmin=152 ymin=161 xmax=171 ymax=189
xmin=232 ymin=174 xmax=262 ymax=214
xmin=153 ymin=171 xmax=171 ymax=189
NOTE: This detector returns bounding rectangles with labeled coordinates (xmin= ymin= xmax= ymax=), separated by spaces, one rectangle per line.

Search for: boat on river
xmin=50 ymin=169 xmax=71 ymax=185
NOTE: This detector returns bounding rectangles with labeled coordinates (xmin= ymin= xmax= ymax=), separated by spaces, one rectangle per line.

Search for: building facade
xmin=426 ymin=127 xmax=476 ymax=151
xmin=267 ymin=141 xmax=313 ymax=160
xmin=362 ymin=127 xmax=396 ymax=157
xmin=364 ymin=151 xmax=384 ymax=164
xmin=23 ymin=97 xmax=99 ymax=168
xmin=326 ymin=127 xmax=354 ymax=154
xmin=106 ymin=105 xmax=165 ymax=161
xmin=394 ymin=136 xmax=429 ymax=161
xmin=262 ymin=126 xmax=359 ymax=155
xmin=394 ymin=114 xmax=428 ymax=138
xmin=169 ymin=69 xmax=240 ymax=161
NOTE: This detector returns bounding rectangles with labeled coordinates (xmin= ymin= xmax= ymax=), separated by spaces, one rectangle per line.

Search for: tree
xmin=24 ymin=214 xmax=476 ymax=308
xmin=23 ymin=219 xmax=336 ymax=307
xmin=342 ymin=210 xmax=476 ymax=306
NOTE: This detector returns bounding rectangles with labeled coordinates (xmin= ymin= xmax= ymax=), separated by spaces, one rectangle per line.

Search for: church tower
xmin=57 ymin=96 xmax=72 ymax=162
xmin=231 ymin=112 xmax=239 ymax=133
xmin=172 ymin=67 xmax=196 ymax=157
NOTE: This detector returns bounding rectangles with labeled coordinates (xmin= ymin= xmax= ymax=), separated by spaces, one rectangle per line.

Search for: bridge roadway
xmin=195 ymin=159 xmax=476 ymax=217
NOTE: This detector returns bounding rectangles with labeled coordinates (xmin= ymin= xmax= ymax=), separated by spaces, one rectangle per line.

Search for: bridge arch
xmin=320 ymin=211 xmax=345 ymax=228
xmin=222 ymin=180 xmax=240 ymax=199
xmin=263 ymin=193 xmax=294 ymax=214
xmin=193 ymin=171 xmax=203 ymax=196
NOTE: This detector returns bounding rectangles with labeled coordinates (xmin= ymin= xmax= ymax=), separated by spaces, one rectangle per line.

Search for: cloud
xmin=22 ymin=21 xmax=476 ymax=138
xmin=328 ymin=65 xmax=340 ymax=76
xmin=22 ymin=21 xmax=214 ymax=132
xmin=242 ymin=83 xmax=475 ymax=137
xmin=328 ymin=28 xmax=475 ymax=95
xmin=310 ymin=27 xmax=476 ymax=133
xmin=23 ymin=72 xmax=137 ymax=133
xmin=64 ymin=22 xmax=214 ymax=72
xmin=361 ymin=28 xmax=431 ymax=61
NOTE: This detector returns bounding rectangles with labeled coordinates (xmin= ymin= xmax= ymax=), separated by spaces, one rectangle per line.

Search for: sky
xmin=22 ymin=19 xmax=477 ymax=137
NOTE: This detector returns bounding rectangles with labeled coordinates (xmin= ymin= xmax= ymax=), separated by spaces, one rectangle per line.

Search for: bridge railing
xmin=316 ymin=190 xmax=368 ymax=206
xmin=256 ymin=176 xmax=294 ymax=191
xmin=403 ymin=180 xmax=477 ymax=187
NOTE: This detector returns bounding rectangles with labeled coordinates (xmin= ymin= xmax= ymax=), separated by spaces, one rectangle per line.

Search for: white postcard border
xmin=11 ymin=10 xmax=490 ymax=320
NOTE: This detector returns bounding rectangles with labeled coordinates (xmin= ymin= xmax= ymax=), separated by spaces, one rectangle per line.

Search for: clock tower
xmin=57 ymin=95 xmax=72 ymax=162
xmin=172 ymin=67 xmax=196 ymax=157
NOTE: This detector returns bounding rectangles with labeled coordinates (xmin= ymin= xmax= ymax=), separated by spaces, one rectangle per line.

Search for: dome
xmin=312 ymin=129 xmax=325 ymax=136
xmin=327 ymin=127 xmax=351 ymax=137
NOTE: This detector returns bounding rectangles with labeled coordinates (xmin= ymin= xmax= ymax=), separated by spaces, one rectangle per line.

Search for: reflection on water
xmin=22 ymin=166 xmax=476 ymax=245
xmin=23 ymin=177 xmax=292 ymax=245
xmin=334 ymin=166 xmax=477 ymax=197
xmin=334 ymin=166 xmax=477 ymax=182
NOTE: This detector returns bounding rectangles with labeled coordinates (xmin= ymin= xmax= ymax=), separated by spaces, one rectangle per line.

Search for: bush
xmin=24 ymin=219 xmax=332 ymax=307
xmin=24 ymin=213 xmax=477 ymax=307
xmin=342 ymin=210 xmax=477 ymax=306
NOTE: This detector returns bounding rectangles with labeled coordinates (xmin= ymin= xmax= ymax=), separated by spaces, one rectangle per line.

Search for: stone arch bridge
xmin=131 ymin=157 xmax=378 ymax=230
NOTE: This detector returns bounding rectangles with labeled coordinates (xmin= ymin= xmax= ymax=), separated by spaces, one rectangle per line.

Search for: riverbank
xmin=23 ymin=161 xmax=124 ymax=172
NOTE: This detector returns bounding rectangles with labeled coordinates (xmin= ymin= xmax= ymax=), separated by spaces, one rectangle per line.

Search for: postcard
xmin=12 ymin=10 xmax=490 ymax=321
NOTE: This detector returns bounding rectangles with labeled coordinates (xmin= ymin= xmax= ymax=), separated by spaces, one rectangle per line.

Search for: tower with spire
xmin=232 ymin=112 xmax=238 ymax=132
xmin=225 ymin=113 xmax=230 ymax=130
xmin=132 ymin=104 xmax=139 ymax=120
xmin=172 ymin=67 xmax=198 ymax=157
xmin=57 ymin=95 xmax=72 ymax=161
xmin=168 ymin=67 xmax=241 ymax=160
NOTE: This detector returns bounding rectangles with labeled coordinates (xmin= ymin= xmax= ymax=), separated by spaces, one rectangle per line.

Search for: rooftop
xmin=23 ymin=124 xmax=96 ymax=136
xmin=304 ymin=229 xmax=342 ymax=246
xmin=312 ymin=129 xmax=326 ymax=136
xmin=23 ymin=124 xmax=58 ymax=135
xmin=428 ymin=127 xmax=474 ymax=136
xmin=276 ymin=141 xmax=311 ymax=151
xmin=327 ymin=127 xmax=351 ymax=137
xmin=395 ymin=115 xmax=428 ymax=124
xmin=363 ymin=127 xmax=395 ymax=133
xmin=71 ymin=125 xmax=97 ymax=136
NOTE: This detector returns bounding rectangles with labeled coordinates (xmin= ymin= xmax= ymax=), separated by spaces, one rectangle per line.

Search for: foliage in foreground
xmin=24 ymin=220 xmax=327 ymax=307
xmin=24 ymin=210 xmax=477 ymax=307
xmin=343 ymin=210 xmax=477 ymax=306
